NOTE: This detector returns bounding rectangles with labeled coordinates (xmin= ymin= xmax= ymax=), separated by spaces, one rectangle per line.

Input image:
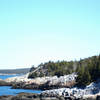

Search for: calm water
xmin=0 ymin=75 xmax=42 ymax=96
xmin=0 ymin=74 xmax=21 ymax=80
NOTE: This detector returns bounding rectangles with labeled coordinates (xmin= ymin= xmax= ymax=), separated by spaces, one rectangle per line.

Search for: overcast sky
xmin=0 ymin=0 xmax=100 ymax=69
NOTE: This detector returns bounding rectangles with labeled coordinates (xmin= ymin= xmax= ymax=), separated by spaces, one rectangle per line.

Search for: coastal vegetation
xmin=28 ymin=55 xmax=100 ymax=87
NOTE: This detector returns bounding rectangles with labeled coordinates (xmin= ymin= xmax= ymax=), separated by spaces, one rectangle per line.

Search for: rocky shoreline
xmin=0 ymin=92 xmax=65 ymax=100
xmin=0 ymin=92 xmax=100 ymax=100
xmin=3 ymin=73 xmax=77 ymax=90
xmin=1 ymin=73 xmax=100 ymax=100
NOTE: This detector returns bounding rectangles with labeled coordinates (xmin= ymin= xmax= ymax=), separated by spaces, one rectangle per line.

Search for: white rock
xmin=5 ymin=73 xmax=77 ymax=86
xmin=42 ymin=81 xmax=100 ymax=99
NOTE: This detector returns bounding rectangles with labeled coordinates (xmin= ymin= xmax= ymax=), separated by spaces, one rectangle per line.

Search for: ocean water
xmin=0 ymin=75 xmax=42 ymax=96
xmin=0 ymin=74 xmax=21 ymax=80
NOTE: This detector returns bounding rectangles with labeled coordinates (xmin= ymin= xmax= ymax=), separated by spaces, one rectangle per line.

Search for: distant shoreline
xmin=0 ymin=73 xmax=23 ymax=75
xmin=0 ymin=68 xmax=30 ymax=75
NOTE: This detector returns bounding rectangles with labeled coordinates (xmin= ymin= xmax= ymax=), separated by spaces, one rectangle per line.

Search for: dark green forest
xmin=28 ymin=55 xmax=100 ymax=87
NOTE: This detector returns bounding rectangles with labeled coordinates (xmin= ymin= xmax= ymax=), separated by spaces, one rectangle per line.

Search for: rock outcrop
xmin=5 ymin=73 xmax=77 ymax=90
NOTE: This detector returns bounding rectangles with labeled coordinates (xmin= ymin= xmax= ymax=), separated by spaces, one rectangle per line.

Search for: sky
xmin=0 ymin=0 xmax=100 ymax=69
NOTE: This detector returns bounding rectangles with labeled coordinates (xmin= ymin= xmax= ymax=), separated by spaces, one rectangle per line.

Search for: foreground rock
xmin=42 ymin=81 xmax=100 ymax=100
xmin=1 ymin=92 xmax=100 ymax=100
xmin=0 ymin=93 xmax=65 ymax=100
xmin=0 ymin=95 xmax=13 ymax=100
